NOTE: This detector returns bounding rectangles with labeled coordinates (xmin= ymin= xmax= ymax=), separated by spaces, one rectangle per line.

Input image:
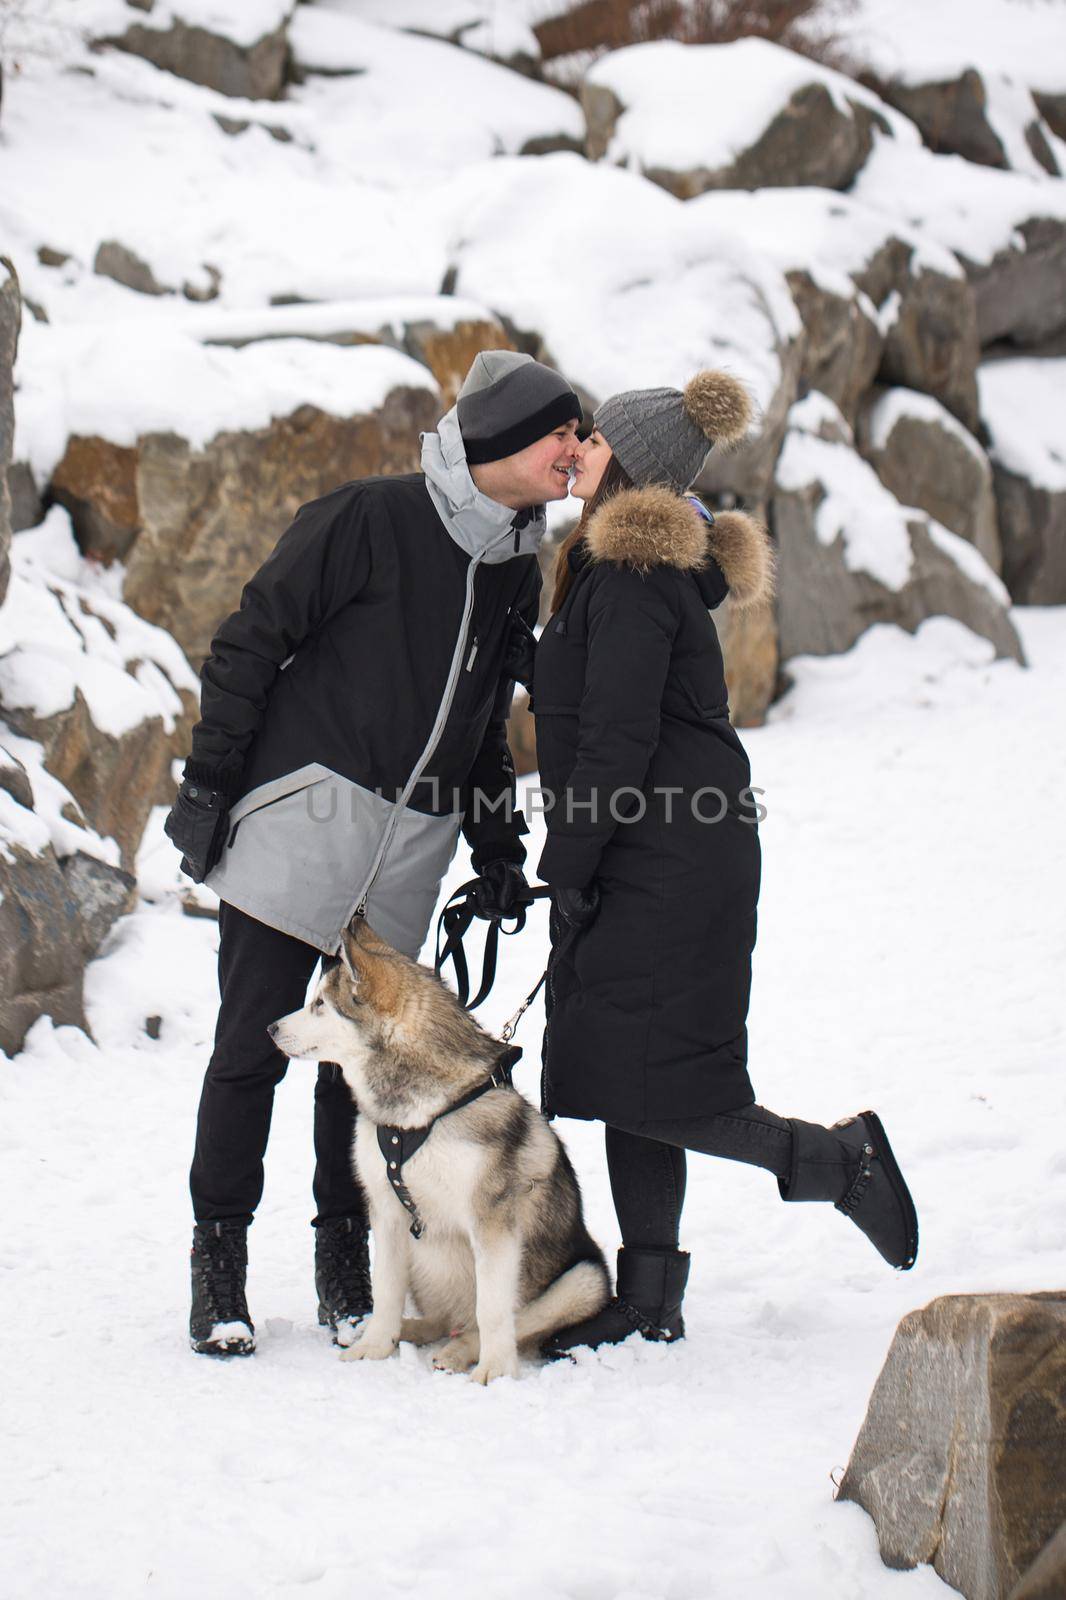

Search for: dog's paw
xmin=339 ymin=1330 xmax=398 ymax=1363
xmin=433 ymin=1333 xmax=478 ymax=1374
xmin=470 ymin=1352 xmax=520 ymax=1386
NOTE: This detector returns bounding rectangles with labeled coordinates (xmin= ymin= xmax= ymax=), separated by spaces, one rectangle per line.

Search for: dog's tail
xmin=514 ymin=1261 xmax=610 ymax=1351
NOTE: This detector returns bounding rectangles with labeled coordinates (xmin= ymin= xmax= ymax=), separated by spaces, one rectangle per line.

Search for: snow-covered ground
xmin=4 ymin=608 xmax=1064 ymax=1600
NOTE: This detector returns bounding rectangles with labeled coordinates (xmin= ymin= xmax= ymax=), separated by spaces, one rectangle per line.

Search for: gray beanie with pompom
xmin=594 ymin=370 xmax=753 ymax=493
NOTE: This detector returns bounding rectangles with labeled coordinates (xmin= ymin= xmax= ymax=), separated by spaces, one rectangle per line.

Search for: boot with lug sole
xmin=543 ymin=1247 xmax=689 ymax=1360
xmin=779 ymin=1109 xmax=919 ymax=1270
xmin=315 ymin=1216 xmax=372 ymax=1346
xmin=190 ymin=1221 xmax=255 ymax=1357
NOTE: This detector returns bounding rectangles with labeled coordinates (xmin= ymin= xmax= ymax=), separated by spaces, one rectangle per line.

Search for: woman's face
xmin=570 ymin=429 xmax=613 ymax=502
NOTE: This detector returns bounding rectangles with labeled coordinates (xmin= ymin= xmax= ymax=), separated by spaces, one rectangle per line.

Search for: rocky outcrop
xmin=859 ymin=387 xmax=1001 ymax=571
xmin=873 ymin=69 xmax=1059 ymax=175
xmin=965 ymin=216 xmax=1066 ymax=348
xmin=0 ymin=257 xmax=19 ymax=606
xmin=715 ymin=597 xmax=779 ymax=728
xmin=101 ymin=9 xmax=292 ymax=100
xmin=839 ymin=1293 xmax=1066 ymax=1600
xmin=52 ymin=383 xmax=439 ymax=664
xmin=979 ymin=357 xmax=1066 ymax=604
xmin=771 ymin=395 xmax=1023 ymax=664
xmin=584 ymin=38 xmax=902 ymax=197
xmin=1009 ymin=1523 xmax=1066 ymax=1600
xmin=787 ymin=270 xmax=883 ymax=426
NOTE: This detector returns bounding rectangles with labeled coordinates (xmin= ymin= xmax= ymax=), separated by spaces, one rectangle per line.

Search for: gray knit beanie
xmin=594 ymin=370 xmax=753 ymax=492
xmin=457 ymin=350 xmax=582 ymax=465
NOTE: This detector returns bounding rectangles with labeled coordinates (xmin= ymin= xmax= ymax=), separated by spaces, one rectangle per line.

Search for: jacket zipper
xmin=350 ymin=523 xmax=517 ymax=918
xmin=465 ymin=636 xmax=478 ymax=672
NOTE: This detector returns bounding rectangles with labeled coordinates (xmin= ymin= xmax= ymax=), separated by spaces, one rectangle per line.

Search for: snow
xmin=837 ymin=0 xmax=1066 ymax=95
xmin=851 ymin=136 xmax=1066 ymax=266
xmin=14 ymin=318 xmax=437 ymax=486
xmin=978 ymin=357 xmax=1066 ymax=491
xmin=585 ymin=35 xmax=918 ymax=175
xmin=183 ymin=294 xmax=504 ymax=346
xmin=324 ymin=0 xmax=544 ymax=57
xmin=776 ymin=396 xmax=915 ymax=589
xmin=867 ymin=387 xmax=986 ymax=462
xmin=0 ymin=508 xmax=195 ymax=738
xmin=687 ymin=186 xmax=964 ymax=303
xmin=925 ymin=522 xmax=1011 ymax=604
xmin=3 ymin=611 xmax=1066 ymax=1597
xmin=437 ymin=152 xmax=801 ymax=410
xmin=77 ymin=0 xmax=293 ymax=48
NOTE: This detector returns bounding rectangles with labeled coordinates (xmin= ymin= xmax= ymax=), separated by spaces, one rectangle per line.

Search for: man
xmin=165 ymin=351 xmax=582 ymax=1357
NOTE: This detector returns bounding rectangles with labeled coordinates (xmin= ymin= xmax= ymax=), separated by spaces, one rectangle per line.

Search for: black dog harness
xmin=376 ymin=1044 xmax=523 ymax=1239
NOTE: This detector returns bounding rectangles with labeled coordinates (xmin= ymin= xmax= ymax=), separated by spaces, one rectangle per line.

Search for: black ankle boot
xmin=315 ymin=1217 xmax=372 ymax=1345
xmin=543 ymin=1247 xmax=690 ymax=1359
xmin=780 ymin=1109 xmax=918 ymax=1270
xmin=190 ymin=1221 xmax=255 ymax=1357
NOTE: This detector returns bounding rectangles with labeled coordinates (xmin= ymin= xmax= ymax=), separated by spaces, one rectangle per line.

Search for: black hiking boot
xmin=315 ymin=1216 xmax=372 ymax=1346
xmin=779 ymin=1109 xmax=919 ymax=1270
xmin=543 ymin=1247 xmax=690 ymax=1359
xmin=190 ymin=1221 xmax=255 ymax=1357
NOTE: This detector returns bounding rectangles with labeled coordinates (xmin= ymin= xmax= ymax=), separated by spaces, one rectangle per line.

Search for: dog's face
xmin=268 ymin=917 xmax=410 ymax=1063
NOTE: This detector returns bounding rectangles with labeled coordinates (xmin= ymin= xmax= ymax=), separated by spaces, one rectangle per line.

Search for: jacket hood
xmin=585 ymin=485 xmax=774 ymax=610
xmin=421 ymin=406 xmax=548 ymax=564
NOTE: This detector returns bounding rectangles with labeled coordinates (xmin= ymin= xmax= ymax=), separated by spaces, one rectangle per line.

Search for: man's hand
xmin=553 ymin=882 xmax=600 ymax=930
xmin=472 ymin=859 xmax=529 ymax=921
xmin=503 ymin=611 xmax=537 ymax=692
xmin=164 ymin=780 xmax=231 ymax=883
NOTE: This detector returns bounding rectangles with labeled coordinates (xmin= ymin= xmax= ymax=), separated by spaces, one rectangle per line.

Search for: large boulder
xmin=0 ymin=257 xmax=18 ymax=606
xmin=771 ymin=394 xmax=1023 ymax=665
xmin=0 ymin=510 xmax=200 ymax=868
xmin=859 ymin=387 xmax=1001 ymax=572
xmin=978 ymin=357 xmax=1066 ymax=604
xmin=21 ymin=330 xmax=441 ymax=664
xmin=689 ymin=188 xmax=980 ymax=433
xmin=442 ymin=154 xmax=804 ymax=507
xmin=851 ymin=141 xmax=1066 ymax=348
xmin=582 ymin=37 xmax=913 ymax=196
xmin=100 ymin=4 xmax=292 ymax=100
xmin=838 ymin=1292 xmax=1066 ymax=1600
xmin=870 ymin=69 xmax=1060 ymax=176
xmin=1009 ymin=1523 xmax=1066 ymax=1600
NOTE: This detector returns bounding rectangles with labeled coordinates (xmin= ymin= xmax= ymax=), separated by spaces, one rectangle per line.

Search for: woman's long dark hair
xmin=549 ymin=454 xmax=634 ymax=615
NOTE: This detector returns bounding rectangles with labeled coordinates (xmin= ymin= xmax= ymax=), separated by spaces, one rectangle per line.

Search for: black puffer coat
xmin=534 ymin=487 xmax=774 ymax=1123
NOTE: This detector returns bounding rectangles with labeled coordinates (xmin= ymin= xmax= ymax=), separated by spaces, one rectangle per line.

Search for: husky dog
xmin=269 ymin=918 xmax=609 ymax=1384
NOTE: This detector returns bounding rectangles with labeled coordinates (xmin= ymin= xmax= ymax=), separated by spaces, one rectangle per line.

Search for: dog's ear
xmin=339 ymin=916 xmax=406 ymax=1016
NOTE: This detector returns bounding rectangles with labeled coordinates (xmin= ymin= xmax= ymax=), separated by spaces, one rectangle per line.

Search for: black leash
xmin=434 ymin=879 xmax=552 ymax=1011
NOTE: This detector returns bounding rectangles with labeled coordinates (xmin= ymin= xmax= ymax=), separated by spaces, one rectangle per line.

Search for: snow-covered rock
xmin=852 ymin=139 xmax=1066 ymax=347
xmin=688 ymin=187 xmax=980 ymax=430
xmin=336 ymin=0 xmax=542 ymax=70
xmin=979 ymin=356 xmax=1066 ymax=604
xmin=438 ymin=153 xmax=803 ymax=503
xmin=858 ymin=387 xmax=1001 ymax=572
xmin=862 ymin=67 xmax=1061 ymax=178
xmin=771 ymin=395 xmax=1022 ymax=665
xmin=16 ymin=325 xmax=440 ymax=662
xmin=94 ymin=0 xmax=293 ymax=101
xmin=582 ymin=37 xmax=915 ymax=196
xmin=288 ymin=9 xmax=583 ymax=176
xmin=0 ymin=257 xmax=18 ymax=606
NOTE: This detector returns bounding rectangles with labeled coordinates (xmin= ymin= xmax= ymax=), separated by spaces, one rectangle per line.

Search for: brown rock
xmin=858 ymin=388 xmax=1002 ymax=572
xmin=696 ymin=328 xmax=803 ymax=508
xmin=0 ymin=838 xmax=88 ymax=1056
xmin=964 ymin=217 xmax=1066 ymax=348
xmin=101 ymin=13 xmax=291 ymax=101
xmin=990 ymin=465 xmax=1066 ymax=605
xmin=838 ymin=1293 xmax=1066 ymax=1600
xmin=61 ymin=851 xmax=136 ymax=954
xmin=507 ymin=693 xmax=537 ymax=779
xmin=787 ymin=269 xmax=883 ymax=426
xmin=93 ymin=239 xmax=172 ymax=297
xmin=716 ymin=596 xmax=779 ymax=729
xmin=1009 ymin=1522 xmax=1066 ymax=1600
xmin=0 ymin=256 xmax=20 ymax=606
xmin=1033 ymin=91 xmax=1066 ymax=142
xmin=403 ymin=320 xmax=513 ymax=410
xmin=8 ymin=461 xmax=43 ymax=533
xmin=873 ymin=69 xmax=1059 ymax=177
xmin=54 ymin=384 xmax=439 ymax=666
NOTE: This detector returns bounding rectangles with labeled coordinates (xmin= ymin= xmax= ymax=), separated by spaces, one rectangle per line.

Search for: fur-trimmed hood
xmin=584 ymin=486 xmax=774 ymax=610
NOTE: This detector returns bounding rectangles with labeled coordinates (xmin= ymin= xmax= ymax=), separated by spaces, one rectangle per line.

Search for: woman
xmin=530 ymin=371 xmax=918 ymax=1355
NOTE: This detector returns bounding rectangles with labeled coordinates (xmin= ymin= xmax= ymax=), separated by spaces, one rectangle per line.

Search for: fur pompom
xmin=706 ymin=511 xmax=775 ymax=610
xmin=683 ymin=371 xmax=753 ymax=447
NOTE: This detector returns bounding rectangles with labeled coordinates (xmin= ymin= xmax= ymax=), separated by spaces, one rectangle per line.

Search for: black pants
xmin=189 ymin=902 xmax=367 ymax=1229
xmin=604 ymin=1106 xmax=793 ymax=1251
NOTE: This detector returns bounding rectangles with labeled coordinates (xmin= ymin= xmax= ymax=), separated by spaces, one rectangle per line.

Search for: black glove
xmin=164 ymin=779 xmax=231 ymax=883
xmin=503 ymin=610 xmax=537 ymax=692
xmin=554 ymin=882 xmax=600 ymax=930
xmin=472 ymin=859 xmax=529 ymax=921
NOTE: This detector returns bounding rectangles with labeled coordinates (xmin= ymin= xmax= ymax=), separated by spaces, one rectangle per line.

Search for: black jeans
xmin=605 ymin=1106 xmax=793 ymax=1251
xmin=189 ymin=902 xmax=367 ymax=1229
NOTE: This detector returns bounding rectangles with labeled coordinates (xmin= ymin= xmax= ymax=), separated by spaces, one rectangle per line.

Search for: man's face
xmin=493 ymin=421 xmax=581 ymax=506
